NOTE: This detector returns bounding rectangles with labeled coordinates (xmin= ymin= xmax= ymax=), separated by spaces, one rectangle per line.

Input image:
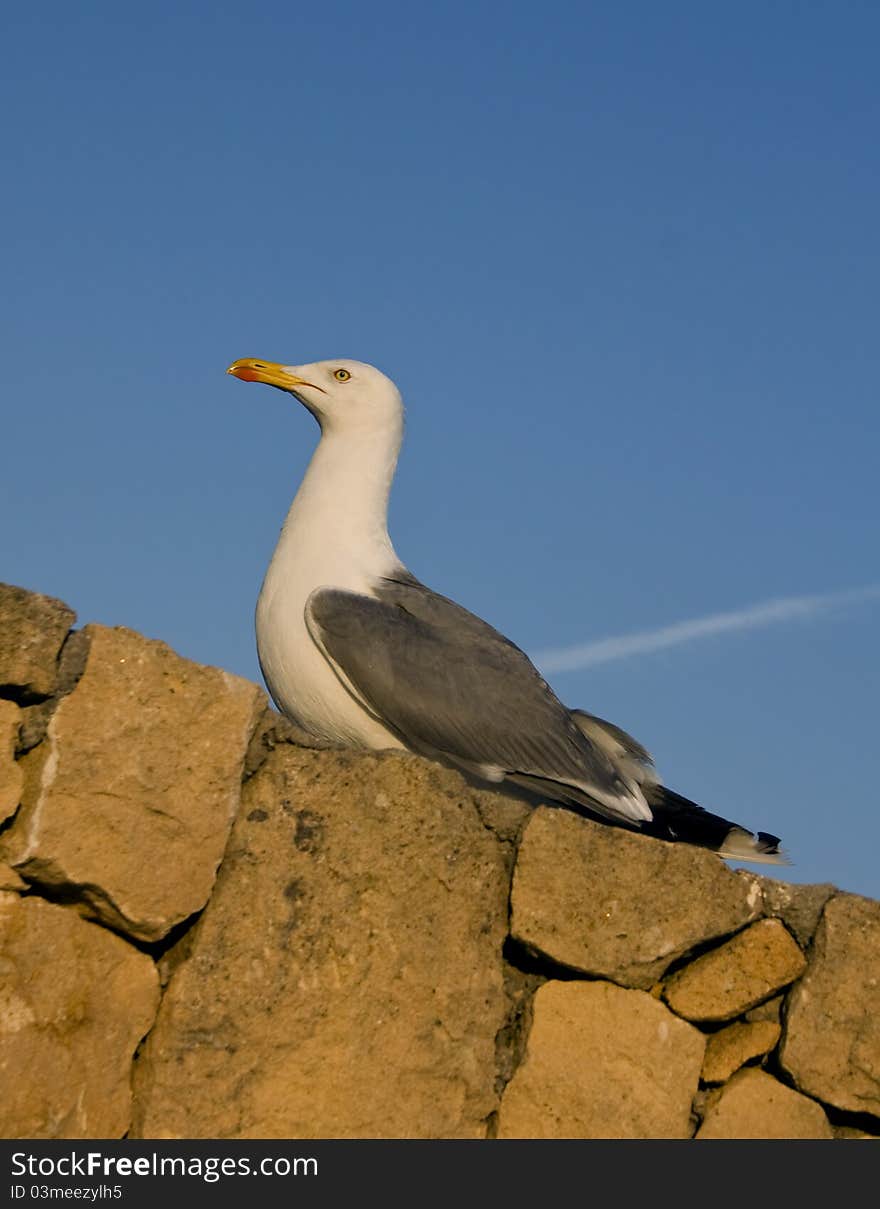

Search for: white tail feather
xmin=719 ymin=828 xmax=790 ymax=866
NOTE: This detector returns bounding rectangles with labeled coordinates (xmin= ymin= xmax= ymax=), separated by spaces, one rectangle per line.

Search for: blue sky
xmin=3 ymin=2 xmax=878 ymax=897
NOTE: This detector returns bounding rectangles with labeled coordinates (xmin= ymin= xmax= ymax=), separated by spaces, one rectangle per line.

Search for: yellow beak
xmin=225 ymin=358 xmax=312 ymax=391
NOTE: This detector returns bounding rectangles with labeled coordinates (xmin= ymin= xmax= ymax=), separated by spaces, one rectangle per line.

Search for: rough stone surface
xmin=53 ymin=629 xmax=92 ymax=697
xmin=741 ymin=872 xmax=838 ymax=947
xmin=745 ymin=994 xmax=784 ymax=1024
xmin=0 ymin=625 xmax=263 ymax=942
xmin=13 ymin=632 xmax=94 ymax=759
xmin=510 ymin=807 xmax=762 ymax=989
xmin=472 ymin=791 xmax=532 ymax=849
xmin=16 ymin=701 xmax=55 ymax=755
xmin=0 ymin=700 xmax=23 ymax=823
xmin=0 ymin=864 xmax=27 ymax=891
xmin=701 ymin=1020 xmax=781 ymax=1083
xmin=0 ymin=892 xmax=159 ymax=1138
xmin=664 ymin=919 xmax=806 ymax=1022
xmin=696 ymin=1068 xmax=833 ymax=1139
xmin=243 ymin=703 xmax=342 ymax=779
xmin=132 ymin=747 xmax=510 ymax=1139
xmin=497 ymin=980 xmax=705 ymax=1138
xmin=780 ymin=894 xmax=880 ymax=1119
xmin=494 ymin=962 xmax=545 ymax=1097
xmin=0 ymin=583 xmax=75 ymax=700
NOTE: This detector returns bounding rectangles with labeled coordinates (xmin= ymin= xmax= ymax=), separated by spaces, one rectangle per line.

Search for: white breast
xmin=256 ymin=555 xmax=405 ymax=750
xmin=255 ymin=420 xmax=408 ymax=752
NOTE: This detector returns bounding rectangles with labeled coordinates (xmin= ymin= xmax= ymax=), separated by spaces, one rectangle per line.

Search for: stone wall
xmin=1 ymin=582 xmax=877 ymax=1140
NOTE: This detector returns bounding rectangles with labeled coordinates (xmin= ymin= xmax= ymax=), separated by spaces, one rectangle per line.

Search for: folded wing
xmin=305 ymin=574 xmax=652 ymax=826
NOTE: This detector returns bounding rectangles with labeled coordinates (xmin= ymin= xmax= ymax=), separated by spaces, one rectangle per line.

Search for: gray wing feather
xmin=570 ymin=710 xmax=659 ymax=788
xmin=306 ymin=574 xmax=650 ymax=825
xmin=571 ymin=712 xmax=653 ymax=766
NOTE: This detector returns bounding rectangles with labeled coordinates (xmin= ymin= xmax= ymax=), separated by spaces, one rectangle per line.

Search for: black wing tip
xmin=757 ymin=831 xmax=782 ymax=852
xmin=720 ymin=826 xmax=791 ymax=866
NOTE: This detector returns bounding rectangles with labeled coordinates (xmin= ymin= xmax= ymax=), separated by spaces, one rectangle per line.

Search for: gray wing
xmin=305 ymin=573 xmax=651 ymax=825
xmin=570 ymin=710 xmax=659 ymax=789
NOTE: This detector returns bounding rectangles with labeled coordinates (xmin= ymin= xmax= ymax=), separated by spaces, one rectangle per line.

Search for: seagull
xmin=227 ymin=356 xmax=784 ymax=864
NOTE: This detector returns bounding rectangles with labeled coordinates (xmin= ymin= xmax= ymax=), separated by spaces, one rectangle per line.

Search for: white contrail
xmin=534 ymin=585 xmax=880 ymax=674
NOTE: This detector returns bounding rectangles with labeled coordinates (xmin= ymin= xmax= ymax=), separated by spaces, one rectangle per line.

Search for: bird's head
xmin=226 ymin=356 xmax=403 ymax=435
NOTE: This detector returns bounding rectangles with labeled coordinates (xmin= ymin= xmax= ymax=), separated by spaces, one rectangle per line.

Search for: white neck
xmin=254 ymin=393 xmax=408 ymax=751
xmin=265 ymin=417 xmax=404 ymax=598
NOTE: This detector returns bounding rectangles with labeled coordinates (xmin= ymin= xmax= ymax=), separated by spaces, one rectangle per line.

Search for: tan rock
xmin=0 ymin=863 xmax=27 ymax=891
xmin=16 ymin=701 xmax=54 ymax=756
xmin=701 ymin=1020 xmax=781 ymax=1083
xmin=696 ymin=1068 xmax=832 ymax=1139
xmin=739 ymin=871 xmax=838 ymax=947
xmin=0 ymin=583 xmax=75 ymax=699
xmin=132 ymin=747 xmax=510 ymax=1139
xmin=0 ymin=625 xmax=263 ymax=942
xmin=0 ymin=700 xmax=23 ymax=822
xmin=472 ymin=791 xmax=532 ymax=848
xmin=0 ymin=893 xmax=159 ymax=1138
xmin=664 ymin=918 xmax=805 ymax=1022
xmin=495 ymin=962 xmax=545 ymax=1093
xmin=243 ymin=703 xmax=343 ymax=778
xmin=780 ymin=894 xmax=880 ymax=1119
xmin=497 ymin=980 xmax=705 ymax=1138
xmin=510 ymin=807 xmax=762 ymax=989
xmin=14 ymin=634 xmax=90 ymax=757
xmin=745 ymin=994 xmax=783 ymax=1023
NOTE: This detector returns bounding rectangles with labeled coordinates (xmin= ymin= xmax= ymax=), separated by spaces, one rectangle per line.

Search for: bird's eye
xmin=334 ymin=368 xmax=351 ymax=382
